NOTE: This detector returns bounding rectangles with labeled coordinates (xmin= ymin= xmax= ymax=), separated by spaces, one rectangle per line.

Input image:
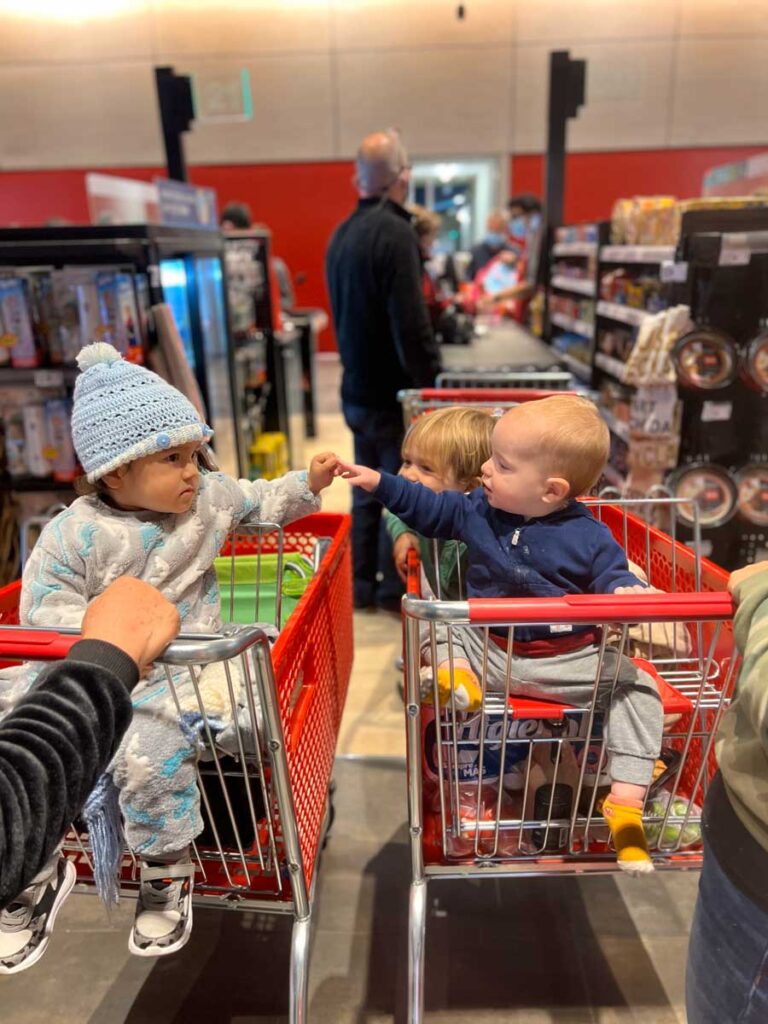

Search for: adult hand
xmin=336 ymin=461 xmax=382 ymax=492
xmin=728 ymin=561 xmax=768 ymax=599
xmin=393 ymin=533 xmax=419 ymax=583
xmin=308 ymin=452 xmax=341 ymax=495
xmin=614 ymin=584 xmax=663 ymax=595
xmin=81 ymin=577 xmax=180 ymax=675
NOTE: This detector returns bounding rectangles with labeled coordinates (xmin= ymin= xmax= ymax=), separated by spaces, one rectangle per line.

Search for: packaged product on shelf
xmin=22 ymin=404 xmax=50 ymax=478
xmin=117 ymin=273 xmax=144 ymax=363
xmin=51 ymin=270 xmax=83 ymax=363
xmin=77 ymin=273 xmax=103 ymax=349
xmin=0 ymin=277 xmax=40 ymax=368
xmin=96 ymin=272 xmax=128 ymax=355
xmin=2 ymin=407 xmax=27 ymax=477
xmin=0 ymin=289 xmax=9 ymax=366
xmin=44 ymin=399 xmax=77 ymax=482
xmin=610 ymin=199 xmax=635 ymax=245
xmin=28 ymin=271 xmax=64 ymax=364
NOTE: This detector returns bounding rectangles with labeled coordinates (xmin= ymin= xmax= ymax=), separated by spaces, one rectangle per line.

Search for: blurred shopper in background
xmin=326 ymin=129 xmax=440 ymax=611
xmin=467 ymin=210 xmax=511 ymax=282
xmin=409 ymin=204 xmax=443 ymax=329
xmin=686 ymin=561 xmax=768 ymax=1023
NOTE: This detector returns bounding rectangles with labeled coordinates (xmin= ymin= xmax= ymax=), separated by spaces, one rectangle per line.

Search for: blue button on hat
xmin=72 ymin=343 xmax=214 ymax=482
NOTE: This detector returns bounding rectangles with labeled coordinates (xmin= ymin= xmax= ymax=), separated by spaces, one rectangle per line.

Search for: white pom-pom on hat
xmin=76 ymin=343 xmax=123 ymax=372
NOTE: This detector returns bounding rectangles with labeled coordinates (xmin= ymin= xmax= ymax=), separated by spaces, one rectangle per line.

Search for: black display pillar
xmin=154 ymin=66 xmax=195 ymax=183
xmin=544 ymin=50 xmax=587 ymax=230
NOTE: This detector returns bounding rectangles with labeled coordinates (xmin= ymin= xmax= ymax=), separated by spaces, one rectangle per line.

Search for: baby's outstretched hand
xmin=336 ymin=461 xmax=381 ymax=492
xmin=308 ymin=452 xmax=341 ymax=495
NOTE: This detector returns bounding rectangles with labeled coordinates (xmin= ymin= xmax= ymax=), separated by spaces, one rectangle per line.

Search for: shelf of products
xmin=600 ymin=407 xmax=630 ymax=444
xmin=0 ymin=475 xmax=75 ymax=493
xmin=558 ymin=351 xmax=593 ymax=383
xmin=551 ymin=275 xmax=595 ymax=297
xmin=600 ymin=245 xmax=676 ymax=264
xmin=594 ymin=351 xmax=627 ymax=382
xmin=552 ymin=242 xmax=598 ymax=258
xmin=550 ymin=311 xmax=593 ymax=339
xmin=596 ymin=301 xmax=651 ymax=328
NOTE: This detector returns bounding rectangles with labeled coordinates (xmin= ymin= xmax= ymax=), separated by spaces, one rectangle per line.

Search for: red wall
xmin=0 ymin=161 xmax=355 ymax=351
xmin=1 ymin=145 xmax=766 ymax=352
xmin=510 ymin=145 xmax=768 ymax=223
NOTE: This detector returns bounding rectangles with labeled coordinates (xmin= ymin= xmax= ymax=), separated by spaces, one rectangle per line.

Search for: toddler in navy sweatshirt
xmin=340 ymin=394 xmax=663 ymax=873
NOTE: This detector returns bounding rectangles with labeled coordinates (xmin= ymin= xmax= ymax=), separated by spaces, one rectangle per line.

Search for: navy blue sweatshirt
xmin=374 ymin=472 xmax=642 ymax=642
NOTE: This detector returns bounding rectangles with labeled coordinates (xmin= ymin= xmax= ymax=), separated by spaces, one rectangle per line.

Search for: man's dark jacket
xmin=326 ymin=197 xmax=441 ymax=411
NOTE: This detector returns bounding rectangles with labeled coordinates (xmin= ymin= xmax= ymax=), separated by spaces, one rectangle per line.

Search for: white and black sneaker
xmin=128 ymin=859 xmax=194 ymax=958
xmin=0 ymin=855 xmax=76 ymax=975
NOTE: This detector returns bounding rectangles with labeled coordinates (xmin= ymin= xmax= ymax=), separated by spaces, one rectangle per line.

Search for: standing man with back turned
xmin=326 ymin=129 xmax=441 ymax=611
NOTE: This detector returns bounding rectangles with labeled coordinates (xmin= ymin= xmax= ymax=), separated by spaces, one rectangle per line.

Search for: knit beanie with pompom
xmin=71 ymin=343 xmax=213 ymax=482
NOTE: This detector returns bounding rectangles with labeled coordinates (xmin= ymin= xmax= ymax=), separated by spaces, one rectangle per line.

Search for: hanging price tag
xmin=661 ymin=260 xmax=688 ymax=283
xmin=701 ymin=400 xmax=733 ymax=423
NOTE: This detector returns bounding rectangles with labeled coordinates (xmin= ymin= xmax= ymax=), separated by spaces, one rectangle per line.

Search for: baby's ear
xmin=543 ymin=476 xmax=571 ymax=504
xmin=102 ymin=465 xmax=128 ymax=490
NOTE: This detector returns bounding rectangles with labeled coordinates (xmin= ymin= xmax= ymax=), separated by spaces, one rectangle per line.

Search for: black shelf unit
xmin=0 ymin=224 xmax=246 ymax=482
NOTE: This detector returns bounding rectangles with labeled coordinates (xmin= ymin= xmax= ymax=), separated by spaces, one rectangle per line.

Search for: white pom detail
xmin=76 ymin=342 xmax=122 ymax=371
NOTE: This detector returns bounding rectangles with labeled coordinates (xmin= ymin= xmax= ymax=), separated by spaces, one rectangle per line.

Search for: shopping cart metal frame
xmin=435 ymin=368 xmax=573 ymax=390
xmin=402 ymin=494 xmax=736 ymax=1023
xmin=0 ymin=511 xmax=353 ymax=1024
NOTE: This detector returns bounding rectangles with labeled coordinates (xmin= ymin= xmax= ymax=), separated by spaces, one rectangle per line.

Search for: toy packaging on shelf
xmin=0 ymin=277 xmax=39 ymax=368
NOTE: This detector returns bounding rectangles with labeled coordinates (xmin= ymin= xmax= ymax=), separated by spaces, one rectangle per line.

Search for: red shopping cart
xmin=0 ymin=511 xmax=352 ymax=1024
xmin=396 ymin=386 xmax=737 ymax=1022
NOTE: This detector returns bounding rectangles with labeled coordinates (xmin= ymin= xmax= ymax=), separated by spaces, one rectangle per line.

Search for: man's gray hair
xmin=356 ymin=129 xmax=409 ymax=197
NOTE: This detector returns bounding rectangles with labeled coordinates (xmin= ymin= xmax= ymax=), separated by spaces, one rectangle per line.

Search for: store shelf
xmin=556 ymin=351 xmax=593 ymax=383
xmin=551 ymin=276 xmax=595 ymax=297
xmin=601 ymin=464 xmax=627 ymax=489
xmin=600 ymin=245 xmax=676 ymax=264
xmin=552 ymin=241 xmax=598 ymax=258
xmin=550 ymin=312 xmax=593 ymax=339
xmin=594 ymin=352 xmax=627 ymax=383
xmin=601 ymin=408 xmax=630 ymax=443
xmin=0 ymin=476 xmax=75 ymax=493
xmin=0 ymin=366 xmax=78 ymax=387
xmin=596 ymin=300 xmax=652 ymax=328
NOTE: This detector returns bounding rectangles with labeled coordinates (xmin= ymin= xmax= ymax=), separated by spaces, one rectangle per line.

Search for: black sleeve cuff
xmin=68 ymin=640 xmax=140 ymax=693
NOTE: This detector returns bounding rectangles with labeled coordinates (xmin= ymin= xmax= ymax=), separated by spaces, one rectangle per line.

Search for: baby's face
xmin=107 ymin=441 xmax=202 ymax=515
xmin=480 ymin=414 xmax=566 ymax=518
xmin=400 ymin=444 xmax=460 ymax=494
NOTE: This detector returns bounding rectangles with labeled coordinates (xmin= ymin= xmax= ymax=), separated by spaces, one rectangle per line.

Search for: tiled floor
xmin=1 ymin=326 xmax=699 ymax=1021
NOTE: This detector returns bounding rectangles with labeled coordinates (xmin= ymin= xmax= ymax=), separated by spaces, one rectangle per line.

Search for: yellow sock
xmin=602 ymin=795 xmax=654 ymax=875
xmin=435 ymin=666 xmax=483 ymax=711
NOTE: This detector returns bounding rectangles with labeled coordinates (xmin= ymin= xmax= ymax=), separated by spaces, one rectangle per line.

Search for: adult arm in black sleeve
xmin=0 ymin=640 xmax=138 ymax=909
xmin=384 ymin=227 xmax=442 ymax=388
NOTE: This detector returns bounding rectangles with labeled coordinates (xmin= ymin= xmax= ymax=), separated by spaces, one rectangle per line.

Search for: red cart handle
xmin=467 ymin=592 xmax=734 ymax=625
xmin=416 ymin=388 xmax=575 ymax=403
xmin=0 ymin=629 xmax=79 ymax=661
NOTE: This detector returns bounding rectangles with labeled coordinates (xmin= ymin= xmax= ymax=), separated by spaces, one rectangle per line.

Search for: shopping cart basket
xmin=0 ymin=511 xmax=352 ymax=1024
xmin=398 ymin=386 xmax=577 ymax=427
xmin=402 ymin=492 xmax=736 ymax=1022
xmin=435 ymin=367 xmax=573 ymax=390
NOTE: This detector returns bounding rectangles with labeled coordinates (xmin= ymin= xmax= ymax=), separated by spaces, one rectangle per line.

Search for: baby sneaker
xmin=129 ymin=857 xmax=195 ymax=957
xmin=0 ymin=852 xmax=76 ymax=974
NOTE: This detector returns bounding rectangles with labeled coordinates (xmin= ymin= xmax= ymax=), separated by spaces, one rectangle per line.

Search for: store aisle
xmin=0 ymin=759 xmax=695 ymax=1023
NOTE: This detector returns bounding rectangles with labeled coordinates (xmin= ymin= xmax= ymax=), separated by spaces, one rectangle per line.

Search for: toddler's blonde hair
xmin=503 ymin=395 xmax=609 ymax=497
xmin=403 ymin=407 xmax=494 ymax=490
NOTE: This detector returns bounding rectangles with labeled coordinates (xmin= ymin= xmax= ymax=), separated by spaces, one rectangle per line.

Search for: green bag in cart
xmin=214 ymin=552 xmax=313 ymax=628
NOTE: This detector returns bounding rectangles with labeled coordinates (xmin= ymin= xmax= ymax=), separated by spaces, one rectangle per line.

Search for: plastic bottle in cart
xmin=44 ymin=399 xmax=77 ymax=482
xmin=532 ymin=783 xmax=573 ymax=853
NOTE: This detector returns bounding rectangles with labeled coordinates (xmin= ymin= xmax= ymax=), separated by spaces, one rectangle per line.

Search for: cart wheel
xmin=321 ymin=781 xmax=336 ymax=850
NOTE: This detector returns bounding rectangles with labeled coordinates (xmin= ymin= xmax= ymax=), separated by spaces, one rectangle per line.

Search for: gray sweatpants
xmin=432 ymin=626 xmax=662 ymax=787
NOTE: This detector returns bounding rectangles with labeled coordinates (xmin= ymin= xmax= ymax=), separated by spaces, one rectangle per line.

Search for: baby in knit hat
xmin=2 ymin=343 xmax=339 ymax=970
